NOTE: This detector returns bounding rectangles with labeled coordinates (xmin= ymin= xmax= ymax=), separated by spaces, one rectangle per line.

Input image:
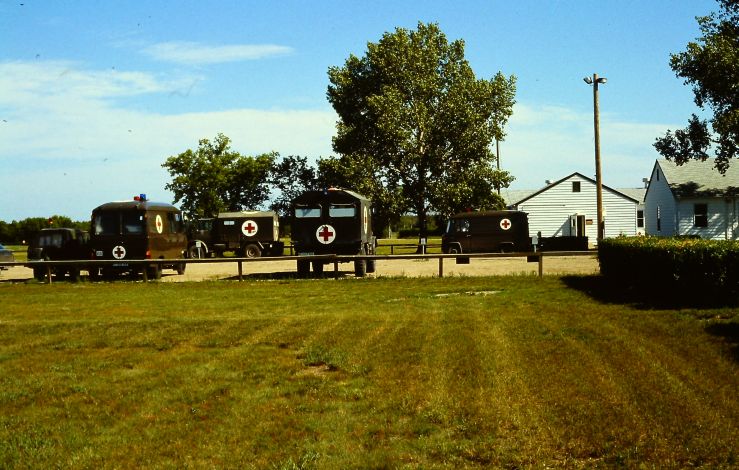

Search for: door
xmin=569 ymin=215 xmax=586 ymax=237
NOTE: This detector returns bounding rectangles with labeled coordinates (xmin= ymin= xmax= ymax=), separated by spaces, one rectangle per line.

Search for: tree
xmin=268 ymin=155 xmax=317 ymax=218
xmin=655 ymin=0 xmax=739 ymax=173
xmin=162 ymin=133 xmax=275 ymax=218
xmin=327 ymin=22 xmax=516 ymax=239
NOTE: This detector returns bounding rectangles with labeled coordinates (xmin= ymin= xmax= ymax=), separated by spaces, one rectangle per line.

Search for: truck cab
xmin=291 ymin=188 xmax=376 ymax=277
xmin=27 ymin=228 xmax=90 ymax=280
xmin=442 ymin=210 xmax=532 ymax=254
xmin=90 ymin=195 xmax=187 ymax=279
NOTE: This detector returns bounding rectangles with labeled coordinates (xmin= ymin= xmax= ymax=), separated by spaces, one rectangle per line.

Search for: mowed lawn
xmin=0 ymin=276 xmax=737 ymax=468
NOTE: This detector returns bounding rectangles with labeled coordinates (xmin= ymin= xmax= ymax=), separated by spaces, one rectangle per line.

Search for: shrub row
xmin=598 ymin=237 xmax=739 ymax=305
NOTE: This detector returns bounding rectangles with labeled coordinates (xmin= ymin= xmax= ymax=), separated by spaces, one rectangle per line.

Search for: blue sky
xmin=0 ymin=0 xmax=717 ymax=221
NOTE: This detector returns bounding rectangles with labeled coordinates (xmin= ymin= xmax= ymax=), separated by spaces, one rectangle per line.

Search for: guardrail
xmin=0 ymin=250 xmax=597 ymax=284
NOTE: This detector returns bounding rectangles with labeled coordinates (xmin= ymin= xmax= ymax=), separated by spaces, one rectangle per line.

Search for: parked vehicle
xmin=0 ymin=243 xmax=14 ymax=269
xmin=187 ymin=211 xmax=284 ymax=258
xmin=89 ymin=195 xmax=187 ymax=279
xmin=291 ymin=188 xmax=376 ymax=277
xmin=442 ymin=210 xmax=533 ymax=254
xmin=27 ymin=228 xmax=90 ymax=280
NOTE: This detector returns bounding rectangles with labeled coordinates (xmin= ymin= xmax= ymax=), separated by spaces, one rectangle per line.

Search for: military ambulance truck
xmin=442 ymin=210 xmax=532 ymax=254
xmin=89 ymin=195 xmax=188 ymax=279
xmin=27 ymin=228 xmax=90 ymax=281
xmin=187 ymin=211 xmax=284 ymax=258
xmin=291 ymin=188 xmax=376 ymax=277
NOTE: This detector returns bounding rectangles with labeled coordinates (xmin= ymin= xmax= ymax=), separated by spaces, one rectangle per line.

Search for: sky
xmin=0 ymin=0 xmax=719 ymax=221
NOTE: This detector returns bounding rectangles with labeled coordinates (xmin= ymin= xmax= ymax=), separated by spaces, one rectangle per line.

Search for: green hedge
xmin=598 ymin=237 xmax=739 ymax=305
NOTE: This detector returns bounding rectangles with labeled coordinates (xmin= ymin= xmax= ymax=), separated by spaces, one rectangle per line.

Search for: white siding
xmin=677 ymin=198 xmax=738 ymax=240
xmin=516 ymin=174 xmax=637 ymax=239
xmin=645 ymin=161 xmax=739 ymax=240
xmin=644 ymin=163 xmax=677 ymax=236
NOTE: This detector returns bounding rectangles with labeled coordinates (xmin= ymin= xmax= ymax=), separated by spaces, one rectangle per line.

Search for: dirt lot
xmin=1 ymin=255 xmax=599 ymax=282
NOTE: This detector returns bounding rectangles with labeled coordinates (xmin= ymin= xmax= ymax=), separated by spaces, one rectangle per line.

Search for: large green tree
xmin=162 ymin=133 xmax=275 ymax=218
xmin=327 ymin=22 xmax=516 ymax=238
xmin=655 ymin=0 xmax=739 ymax=173
xmin=268 ymin=155 xmax=317 ymax=218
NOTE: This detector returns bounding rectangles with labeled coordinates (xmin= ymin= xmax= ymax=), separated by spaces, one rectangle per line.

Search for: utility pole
xmin=584 ymin=73 xmax=607 ymax=241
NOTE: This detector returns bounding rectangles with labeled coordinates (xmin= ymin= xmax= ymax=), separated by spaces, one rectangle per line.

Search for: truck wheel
xmin=69 ymin=267 xmax=81 ymax=283
xmin=366 ymin=258 xmax=376 ymax=274
xmin=188 ymin=244 xmax=206 ymax=259
xmin=244 ymin=244 xmax=261 ymax=258
xmin=312 ymin=261 xmax=324 ymax=276
xmin=33 ymin=267 xmax=45 ymax=281
xmin=297 ymin=260 xmax=310 ymax=278
xmin=176 ymin=263 xmax=186 ymax=275
xmin=354 ymin=259 xmax=367 ymax=277
xmin=447 ymin=245 xmax=461 ymax=254
xmin=147 ymin=264 xmax=162 ymax=280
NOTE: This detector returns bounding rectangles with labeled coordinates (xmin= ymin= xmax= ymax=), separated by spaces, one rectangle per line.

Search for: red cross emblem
xmin=500 ymin=218 xmax=512 ymax=230
xmin=241 ymin=220 xmax=258 ymax=237
xmin=316 ymin=224 xmax=336 ymax=244
xmin=112 ymin=245 xmax=127 ymax=259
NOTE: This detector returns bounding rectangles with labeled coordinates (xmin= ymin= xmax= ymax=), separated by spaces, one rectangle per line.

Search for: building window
xmin=694 ymin=204 xmax=708 ymax=227
xmin=637 ymin=210 xmax=644 ymax=228
xmin=572 ymin=181 xmax=581 ymax=192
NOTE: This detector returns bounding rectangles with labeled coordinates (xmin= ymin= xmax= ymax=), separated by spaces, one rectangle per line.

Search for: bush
xmin=598 ymin=237 xmax=739 ymax=305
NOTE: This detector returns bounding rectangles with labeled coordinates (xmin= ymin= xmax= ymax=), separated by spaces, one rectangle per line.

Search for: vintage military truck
xmin=186 ymin=211 xmax=284 ymax=258
xmin=27 ymin=228 xmax=90 ymax=281
xmin=441 ymin=210 xmax=533 ymax=254
xmin=89 ymin=195 xmax=188 ymax=279
xmin=291 ymin=188 xmax=376 ymax=277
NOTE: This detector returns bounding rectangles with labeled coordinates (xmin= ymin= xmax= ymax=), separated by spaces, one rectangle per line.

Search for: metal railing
xmin=0 ymin=250 xmax=597 ymax=284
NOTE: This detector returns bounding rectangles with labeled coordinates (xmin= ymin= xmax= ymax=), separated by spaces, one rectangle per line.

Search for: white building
xmin=644 ymin=159 xmax=739 ymax=240
xmin=506 ymin=172 xmax=641 ymax=240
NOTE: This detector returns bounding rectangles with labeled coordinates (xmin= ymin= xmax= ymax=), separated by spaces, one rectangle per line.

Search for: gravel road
xmin=1 ymin=255 xmax=599 ymax=283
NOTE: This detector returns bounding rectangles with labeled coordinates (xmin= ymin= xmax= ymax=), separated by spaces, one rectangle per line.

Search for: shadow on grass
xmin=223 ymin=270 xmax=358 ymax=281
xmin=704 ymin=322 xmax=739 ymax=362
xmin=561 ymin=275 xmax=739 ymax=310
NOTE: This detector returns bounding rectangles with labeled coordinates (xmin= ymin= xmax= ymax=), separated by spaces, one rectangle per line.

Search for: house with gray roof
xmin=506 ymin=172 xmax=641 ymax=241
xmin=644 ymin=159 xmax=739 ymax=240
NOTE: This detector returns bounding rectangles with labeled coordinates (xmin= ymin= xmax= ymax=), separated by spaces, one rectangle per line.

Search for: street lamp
xmin=583 ymin=73 xmax=607 ymax=241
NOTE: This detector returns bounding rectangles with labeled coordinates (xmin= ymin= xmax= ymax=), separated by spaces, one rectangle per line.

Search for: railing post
xmin=334 ymin=258 xmax=339 ymax=279
xmin=238 ymin=260 xmax=243 ymax=281
xmin=46 ymin=264 xmax=52 ymax=284
xmin=438 ymin=257 xmax=444 ymax=278
xmin=538 ymin=253 xmax=544 ymax=278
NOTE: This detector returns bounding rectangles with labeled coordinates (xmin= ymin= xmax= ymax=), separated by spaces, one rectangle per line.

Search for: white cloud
xmin=503 ymin=103 xmax=675 ymax=190
xmin=0 ymin=60 xmax=334 ymax=220
xmin=143 ymin=41 xmax=293 ymax=65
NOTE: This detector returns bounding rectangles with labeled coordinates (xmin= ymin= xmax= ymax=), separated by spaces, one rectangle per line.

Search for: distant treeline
xmin=0 ymin=216 xmax=88 ymax=244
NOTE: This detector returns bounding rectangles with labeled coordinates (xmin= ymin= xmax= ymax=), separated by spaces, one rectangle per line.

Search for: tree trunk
xmin=416 ymin=206 xmax=428 ymax=254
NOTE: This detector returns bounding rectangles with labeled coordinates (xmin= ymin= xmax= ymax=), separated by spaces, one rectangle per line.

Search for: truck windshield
xmin=94 ymin=212 xmax=119 ymax=236
xmin=329 ymin=204 xmax=356 ymax=217
xmin=123 ymin=212 xmax=145 ymax=235
xmin=295 ymin=206 xmax=321 ymax=218
xmin=38 ymin=233 xmax=64 ymax=248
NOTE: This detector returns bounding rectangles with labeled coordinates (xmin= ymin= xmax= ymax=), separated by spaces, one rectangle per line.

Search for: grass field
xmin=1 ymin=276 xmax=737 ymax=468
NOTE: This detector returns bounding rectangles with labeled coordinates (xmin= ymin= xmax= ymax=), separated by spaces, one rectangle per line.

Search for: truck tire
xmin=69 ymin=267 xmax=81 ymax=283
xmin=188 ymin=244 xmax=207 ymax=259
xmin=354 ymin=259 xmax=366 ymax=277
xmin=147 ymin=264 xmax=162 ymax=280
xmin=312 ymin=261 xmax=324 ymax=276
xmin=244 ymin=244 xmax=261 ymax=258
xmin=176 ymin=263 xmax=186 ymax=275
xmin=297 ymin=260 xmax=310 ymax=278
